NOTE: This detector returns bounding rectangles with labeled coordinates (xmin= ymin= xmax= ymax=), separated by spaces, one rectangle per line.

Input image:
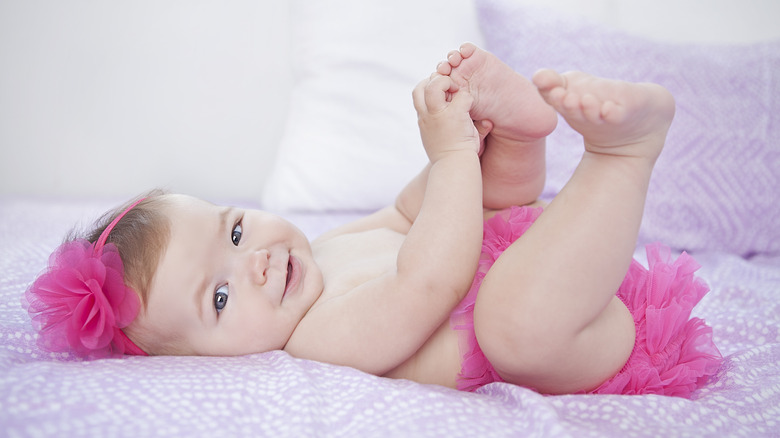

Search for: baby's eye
xmin=214 ymin=284 xmax=229 ymax=314
xmin=231 ymin=221 xmax=243 ymax=246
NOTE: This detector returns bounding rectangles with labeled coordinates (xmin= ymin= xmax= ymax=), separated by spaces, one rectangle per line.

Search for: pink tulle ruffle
xmin=451 ymin=206 xmax=723 ymax=398
xmin=591 ymin=243 xmax=723 ymax=397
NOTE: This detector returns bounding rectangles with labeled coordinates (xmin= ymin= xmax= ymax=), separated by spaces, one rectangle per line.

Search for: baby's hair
xmin=69 ymin=189 xmax=171 ymax=308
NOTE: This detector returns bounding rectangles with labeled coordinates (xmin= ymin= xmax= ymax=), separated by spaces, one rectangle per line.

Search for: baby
xmin=25 ymin=43 xmax=721 ymax=397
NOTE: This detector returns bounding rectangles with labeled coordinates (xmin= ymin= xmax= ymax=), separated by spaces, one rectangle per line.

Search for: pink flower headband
xmin=24 ymin=198 xmax=148 ymax=359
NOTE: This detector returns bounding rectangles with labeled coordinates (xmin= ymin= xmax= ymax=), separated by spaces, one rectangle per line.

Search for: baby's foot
xmin=437 ymin=43 xmax=558 ymax=142
xmin=437 ymin=43 xmax=558 ymax=209
xmin=532 ymin=69 xmax=675 ymax=161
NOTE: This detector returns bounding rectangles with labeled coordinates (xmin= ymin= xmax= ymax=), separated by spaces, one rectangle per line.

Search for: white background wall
xmin=1 ymin=0 xmax=778 ymax=202
xmin=0 ymin=1 xmax=293 ymax=201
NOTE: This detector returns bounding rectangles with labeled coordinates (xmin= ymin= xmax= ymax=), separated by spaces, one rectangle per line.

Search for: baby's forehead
xmin=160 ymin=194 xmax=221 ymax=219
xmin=165 ymin=193 xmax=210 ymax=209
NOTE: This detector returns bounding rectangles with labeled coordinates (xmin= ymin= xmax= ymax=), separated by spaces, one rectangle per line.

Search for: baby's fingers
xmin=424 ymin=74 xmax=454 ymax=112
xmin=413 ymin=74 xmax=452 ymax=114
xmin=475 ymin=119 xmax=493 ymax=156
xmin=412 ymin=79 xmax=428 ymax=114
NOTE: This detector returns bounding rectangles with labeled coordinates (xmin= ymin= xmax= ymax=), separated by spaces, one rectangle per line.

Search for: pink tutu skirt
xmin=450 ymin=206 xmax=722 ymax=398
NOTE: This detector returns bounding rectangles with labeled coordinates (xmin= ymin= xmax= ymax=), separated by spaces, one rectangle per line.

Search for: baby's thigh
xmin=473 ymin=279 xmax=634 ymax=394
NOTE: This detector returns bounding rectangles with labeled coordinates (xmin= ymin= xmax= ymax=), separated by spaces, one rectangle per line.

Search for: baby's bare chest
xmin=303 ymin=227 xmax=463 ymax=387
xmin=312 ymin=228 xmax=405 ymax=299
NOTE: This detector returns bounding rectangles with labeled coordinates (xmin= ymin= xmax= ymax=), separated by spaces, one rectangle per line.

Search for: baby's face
xmin=131 ymin=194 xmax=323 ymax=355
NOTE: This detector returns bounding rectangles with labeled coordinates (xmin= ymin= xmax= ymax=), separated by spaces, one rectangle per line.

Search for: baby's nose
xmin=250 ymin=249 xmax=271 ymax=285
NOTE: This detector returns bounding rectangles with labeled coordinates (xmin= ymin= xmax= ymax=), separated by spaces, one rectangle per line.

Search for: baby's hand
xmin=412 ymin=73 xmax=480 ymax=163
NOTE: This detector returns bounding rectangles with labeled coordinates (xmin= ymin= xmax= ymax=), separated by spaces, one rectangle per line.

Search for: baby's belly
xmin=382 ymin=317 xmax=463 ymax=389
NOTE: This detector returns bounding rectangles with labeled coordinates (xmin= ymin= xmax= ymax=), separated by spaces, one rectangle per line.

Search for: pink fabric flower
xmin=24 ymin=240 xmax=143 ymax=359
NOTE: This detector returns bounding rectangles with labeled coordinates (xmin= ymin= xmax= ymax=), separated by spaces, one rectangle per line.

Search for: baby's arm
xmin=289 ymin=76 xmax=483 ymax=373
xmin=400 ymin=74 xmax=483 ymax=294
xmin=395 ymin=122 xmax=490 ymax=225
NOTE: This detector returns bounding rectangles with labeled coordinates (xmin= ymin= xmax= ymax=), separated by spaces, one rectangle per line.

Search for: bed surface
xmin=1 ymin=198 xmax=778 ymax=437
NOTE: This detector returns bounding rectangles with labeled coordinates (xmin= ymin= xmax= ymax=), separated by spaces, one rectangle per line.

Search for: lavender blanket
xmin=1 ymin=198 xmax=778 ymax=437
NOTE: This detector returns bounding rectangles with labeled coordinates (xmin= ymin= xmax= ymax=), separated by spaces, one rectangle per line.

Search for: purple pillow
xmin=477 ymin=0 xmax=780 ymax=257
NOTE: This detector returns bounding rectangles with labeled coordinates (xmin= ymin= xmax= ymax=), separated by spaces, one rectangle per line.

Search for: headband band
xmin=95 ymin=198 xmax=145 ymax=253
xmin=24 ymin=198 xmax=149 ymax=359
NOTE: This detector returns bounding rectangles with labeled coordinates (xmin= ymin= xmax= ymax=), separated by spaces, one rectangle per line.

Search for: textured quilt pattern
xmin=1 ymin=199 xmax=778 ymax=437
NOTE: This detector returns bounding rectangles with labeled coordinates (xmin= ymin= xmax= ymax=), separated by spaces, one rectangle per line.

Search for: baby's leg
xmin=473 ymin=70 xmax=675 ymax=394
xmin=437 ymin=43 xmax=558 ymax=209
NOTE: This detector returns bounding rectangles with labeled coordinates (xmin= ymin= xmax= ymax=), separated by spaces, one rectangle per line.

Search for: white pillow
xmin=262 ymin=0 xmax=484 ymax=211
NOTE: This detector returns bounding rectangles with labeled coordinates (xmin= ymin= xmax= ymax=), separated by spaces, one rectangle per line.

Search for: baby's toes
xmin=458 ymin=42 xmax=478 ymax=58
xmin=581 ymin=94 xmax=604 ymax=124
xmin=539 ymin=86 xmax=564 ymax=110
xmin=600 ymin=101 xmax=627 ymax=124
xmin=561 ymin=92 xmax=582 ymax=112
xmin=559 ymin=93 xmax=589 ymax=124
xmin=447 ymin=50 xmax=464 ymax=68
xmin=532 ymin=69 xmax=565 ymax=93
xmin=532 ymin=69 xmax=567 ymax=107
xmin=436 ymin=61 xmax=453 ymax=76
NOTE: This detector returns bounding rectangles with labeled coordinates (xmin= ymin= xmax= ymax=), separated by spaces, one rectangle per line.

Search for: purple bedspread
xmin=476 ymin=0 xmax=780 ymax=259
xmin=1 ymin=198 xmax=778 ymax=437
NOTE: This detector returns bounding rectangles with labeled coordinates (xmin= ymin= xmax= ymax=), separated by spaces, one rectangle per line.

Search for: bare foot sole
xmin=438 ymin=43 xmax=558 ymax=209
xmin=438 ymin=43 xmax=558 ymax=142
xmin=532 ymin=69 xmax=675 ymax=161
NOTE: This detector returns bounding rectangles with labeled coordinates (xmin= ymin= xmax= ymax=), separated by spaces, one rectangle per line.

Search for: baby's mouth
xmin=283 ymin=255 xmax=301 ymax=301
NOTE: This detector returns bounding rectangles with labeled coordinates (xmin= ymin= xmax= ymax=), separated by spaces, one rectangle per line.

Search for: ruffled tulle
xmin=450 ymin=206 xmax=723 ymax=397
xmin=589 ymin=243 xmax=723 ymax=397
